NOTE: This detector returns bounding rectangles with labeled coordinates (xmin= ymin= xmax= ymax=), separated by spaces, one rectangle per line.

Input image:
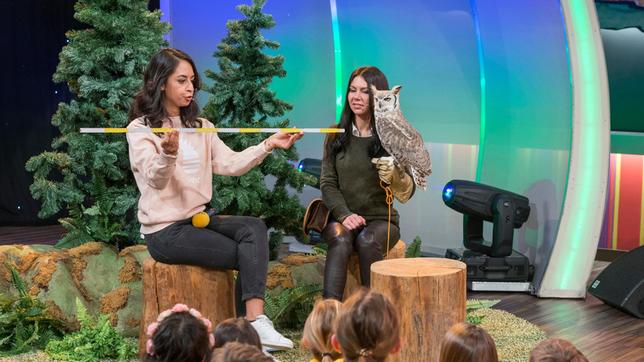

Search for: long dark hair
xmin=145 ymin=311 xmax=212 ymax=362
xmin=129 ymin=48 xmax=202 ymax=128
xmin=324 ymin=66 xmax=390 ymax=161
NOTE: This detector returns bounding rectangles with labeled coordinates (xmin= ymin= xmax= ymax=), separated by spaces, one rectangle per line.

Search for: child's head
xmin=213 ymin=317 xmax=261 ymax=350
xmin=439 ymin=322 xmax=498 ymax=362
xmin=302 ymin=299 xmax=343 ymax=362
xmin=529 ymin=338 xmax=588 ymax=362
xmin=210 ymin=341 xmax=273 ymax=362
xmin=333 ymin=288 xmax=401 ymax=362
xmin=145 ymin=303 xmax=214 ymax=362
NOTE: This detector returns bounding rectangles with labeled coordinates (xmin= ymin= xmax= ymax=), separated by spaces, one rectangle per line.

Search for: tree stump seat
xmin=139 ymin=259 xmax=236 ymax=355
xmin=343 ymin=239 xmax=406 ymax=301
xmin=371 ymin=257 xmax=467 ymax=362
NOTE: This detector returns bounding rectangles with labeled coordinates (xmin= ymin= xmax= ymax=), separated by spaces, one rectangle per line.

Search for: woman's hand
xmin=161 ymin=130 xmax=179 ymax=156
xmin=265 ymin=131 xmax=304 ymax=151
xmin=342 ymin=213 xmax=366 ymax=231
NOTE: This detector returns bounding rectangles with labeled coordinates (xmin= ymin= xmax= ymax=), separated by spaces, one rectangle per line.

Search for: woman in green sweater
xmin=320 ymin=66 xmax=414 ymax=300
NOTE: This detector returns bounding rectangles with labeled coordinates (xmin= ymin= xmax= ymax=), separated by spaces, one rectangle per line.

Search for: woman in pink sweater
xmin=127 ymin=48 xmax=301 ymax=351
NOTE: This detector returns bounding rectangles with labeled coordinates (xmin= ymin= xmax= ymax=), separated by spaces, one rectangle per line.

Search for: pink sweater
xmin=127 ymin=116 xmax=271 ymax=234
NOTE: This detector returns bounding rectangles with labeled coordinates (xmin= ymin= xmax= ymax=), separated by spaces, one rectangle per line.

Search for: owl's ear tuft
xmin=370 ymin=84 xmax=379 ymax=94
xmin=392 ymin=85 xmax=402 ymax=94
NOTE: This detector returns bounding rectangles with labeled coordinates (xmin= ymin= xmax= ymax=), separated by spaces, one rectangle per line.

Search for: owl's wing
xmin=388 ymin=118 xmax=414 ymax=140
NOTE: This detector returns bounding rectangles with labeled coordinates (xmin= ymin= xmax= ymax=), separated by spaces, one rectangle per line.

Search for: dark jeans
xmin=322 ymin=219 xmax=400 ymax=300
xmin=145 ymin=215 xmax=268 ymax=303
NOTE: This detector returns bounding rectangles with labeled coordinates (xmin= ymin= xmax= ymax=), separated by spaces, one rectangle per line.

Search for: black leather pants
xmin=322 ymin=219 xmax=400 ymax=300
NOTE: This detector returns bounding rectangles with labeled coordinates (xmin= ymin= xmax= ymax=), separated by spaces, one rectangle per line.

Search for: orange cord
xmin=380 ymin=180 xmax=394 ymax=258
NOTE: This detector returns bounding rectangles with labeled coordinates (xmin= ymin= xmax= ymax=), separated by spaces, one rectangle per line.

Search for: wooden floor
xmin=471 ymin=261 xmax=644 ymax=361
xmin=0 ymin=225 xmax=65 ymax=245
xmin=1 ymin=226 xmax=643 ymax=360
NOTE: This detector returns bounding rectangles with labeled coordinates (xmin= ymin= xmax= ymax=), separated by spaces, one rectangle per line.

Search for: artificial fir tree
xmin=203 ymin=0 xmax=311 ymax=242
xmin=26 ymin=0 xmax=169 ymax=249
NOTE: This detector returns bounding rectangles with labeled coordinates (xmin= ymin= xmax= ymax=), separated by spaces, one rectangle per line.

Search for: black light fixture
xmin=297 ymin=158 xmax=322 ymax=189
xmin=442 ymin=179 xmax=533 ymax=288
xmin=442 ymin=180 xmax=530 ymax=257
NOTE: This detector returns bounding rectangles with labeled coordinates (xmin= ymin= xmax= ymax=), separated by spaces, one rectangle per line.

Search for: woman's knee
xmin=356 ymin=222 xmax=398 ymax=251
xmin=323 ymin=222 xmax=353 ymax=251
xmin=238 ymin=216 xmax=267 ymax=242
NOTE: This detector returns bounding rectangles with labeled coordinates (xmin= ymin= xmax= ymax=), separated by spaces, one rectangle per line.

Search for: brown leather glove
xmin=371 ymin=157 xmax=414 ymax=203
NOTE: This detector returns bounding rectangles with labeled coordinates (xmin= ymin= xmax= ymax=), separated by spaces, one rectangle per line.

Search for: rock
xmin=0 ymin=242 xmax=150 ymax=337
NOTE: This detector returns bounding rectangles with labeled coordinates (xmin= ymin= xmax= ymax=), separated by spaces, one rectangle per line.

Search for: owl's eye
xmin=384 ymin=97 xmax=391 ymax=101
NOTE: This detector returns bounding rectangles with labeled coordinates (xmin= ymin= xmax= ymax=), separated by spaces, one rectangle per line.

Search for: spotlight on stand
xmin=442 ymin=180 xmax=534 ymax=292
xmin=297 ymin=158 xmax=322 ymax=189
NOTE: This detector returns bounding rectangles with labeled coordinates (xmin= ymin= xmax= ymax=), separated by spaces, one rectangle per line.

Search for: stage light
xmin=442 ymin=179 xmax=530 ymax=257
xmin=297 ymin=158 xmax=322 ymax=189
xmin=443 ymin=180 xmax=533 ymax=289
xmin=442 ymin=186 xmax=454 ymax=201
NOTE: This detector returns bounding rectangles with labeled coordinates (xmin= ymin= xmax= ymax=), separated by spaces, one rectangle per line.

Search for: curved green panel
xmin=472 ymin=0 xmax=573 ymax=289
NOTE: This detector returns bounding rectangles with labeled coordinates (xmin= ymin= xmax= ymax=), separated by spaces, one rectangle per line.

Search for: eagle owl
xmin=371 ymin=85 xmax=432 ymax=189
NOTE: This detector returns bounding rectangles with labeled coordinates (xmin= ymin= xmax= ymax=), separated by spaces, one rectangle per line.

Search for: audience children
xmin=145 ymin=303 xmax=214 ymax=362
xmin=302 ymin=299 xmax=343 ymax=362
xmin=438 ymin=322 xmax=498 ymax=362
xmin=332 ymin=288 xmax=401 ymax=362
xmin=529 ymin=338 xmax=589 ymax=362
xmin=214 ymin=318 xmax=262 ymax=350
xmin=210 ymin=341 xmax=274 ymax=362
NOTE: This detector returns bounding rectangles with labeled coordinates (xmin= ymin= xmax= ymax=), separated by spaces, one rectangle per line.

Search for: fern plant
xmin=45 ymin=299 xmax=137 ymax=362
xmin=466 ymin=299 xmax=500 ymax=325
xmin=0 ymin=263 xmax=66 ymax=357
xmin=264 ymin=284 xmax=323 ymax=329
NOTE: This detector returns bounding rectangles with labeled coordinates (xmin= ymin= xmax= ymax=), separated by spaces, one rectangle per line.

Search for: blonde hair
xmin=529 ymin=338 xmax=588 ymax=362
xmin=439 ymin=323 xmax=498 ymax=362
xmin=335 ymin=288 xmax=400 ymax=362
xmin=302 ymin=299 xmax=343 ymax=362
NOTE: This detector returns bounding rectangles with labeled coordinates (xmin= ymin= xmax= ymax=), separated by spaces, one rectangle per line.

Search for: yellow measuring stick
xmin=80 ymin=127 xmax=344 ymax=134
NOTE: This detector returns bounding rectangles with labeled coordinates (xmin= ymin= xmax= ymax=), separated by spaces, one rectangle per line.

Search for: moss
xmin=280 ymin=253 xmax=320 ymax=266
xmin=266 ymin=263 xmax=294 ymax=289
xmin=118 ymin=256 xmax=141 ymax=284
xmin=118 ymin=245 xmax=148 ymax=257
xmin=100 ymin=286 xmax=130 ymax=315
xmin=67 ymin=242 xmax=104 ymax=258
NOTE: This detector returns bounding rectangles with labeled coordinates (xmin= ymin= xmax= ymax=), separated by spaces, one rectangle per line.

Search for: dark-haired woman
xmin=320 ymin=66 xmax=414 ymax=300
xmin=127 ymin=48 xmax=301 ymax=350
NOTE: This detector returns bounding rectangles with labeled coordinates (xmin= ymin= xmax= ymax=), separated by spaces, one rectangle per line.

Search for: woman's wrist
xmin=263 ymin=138 xmax=274 ymax=152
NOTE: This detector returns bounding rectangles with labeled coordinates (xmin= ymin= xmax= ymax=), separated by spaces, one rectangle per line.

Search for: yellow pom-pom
xmin=191 ymin=211 xmax=210 ymax=228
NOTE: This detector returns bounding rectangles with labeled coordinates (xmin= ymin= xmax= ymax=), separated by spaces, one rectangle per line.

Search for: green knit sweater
xmin=320 ymin=135 xmax=399 ymax=227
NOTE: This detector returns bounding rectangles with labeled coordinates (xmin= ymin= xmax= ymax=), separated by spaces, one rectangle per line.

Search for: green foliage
xmin=405 ymin=236 xmax=423 ymax=258
xmin=264 ymin=284 xmax=323 ymax=329
xmin=202 ymin=0 xmax=312 ymax=240
xmin=466 ymin=299 xmax=500 ymax=325
xmin=269 ymin=231 xmax=284 ymax=261
xmin=0 ymin=264 xmax=66 ymax=357
xmin=26 ymin=0 xmax=170 ymax=249
xmin=45 ymin=299 xmax=136 ymax=362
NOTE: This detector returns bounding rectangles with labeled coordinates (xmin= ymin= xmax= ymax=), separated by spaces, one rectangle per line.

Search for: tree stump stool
xmin=343 ymin=239 xmax=406 ymax=301
xmin=371 ymin=258 xmax=466 ymax=362
xmin=139 ymin=259 xmax=236 ymax=356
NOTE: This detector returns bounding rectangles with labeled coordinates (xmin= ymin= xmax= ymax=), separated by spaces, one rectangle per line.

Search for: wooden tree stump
xmin=371 ymin=258 xmax=466 ymax=362
xmin=139 ymin=259 xmax=236 ymax=356
xmin=343 ymin=239 xmax=406 ymax=301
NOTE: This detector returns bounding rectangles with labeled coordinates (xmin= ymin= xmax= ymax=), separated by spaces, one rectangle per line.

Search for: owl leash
xmin=380 ymin=180 xmax=394 ymax=258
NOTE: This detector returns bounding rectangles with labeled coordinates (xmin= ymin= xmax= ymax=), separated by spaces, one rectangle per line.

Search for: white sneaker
xmin=250 ymin=315 xmax=294 ymax=350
